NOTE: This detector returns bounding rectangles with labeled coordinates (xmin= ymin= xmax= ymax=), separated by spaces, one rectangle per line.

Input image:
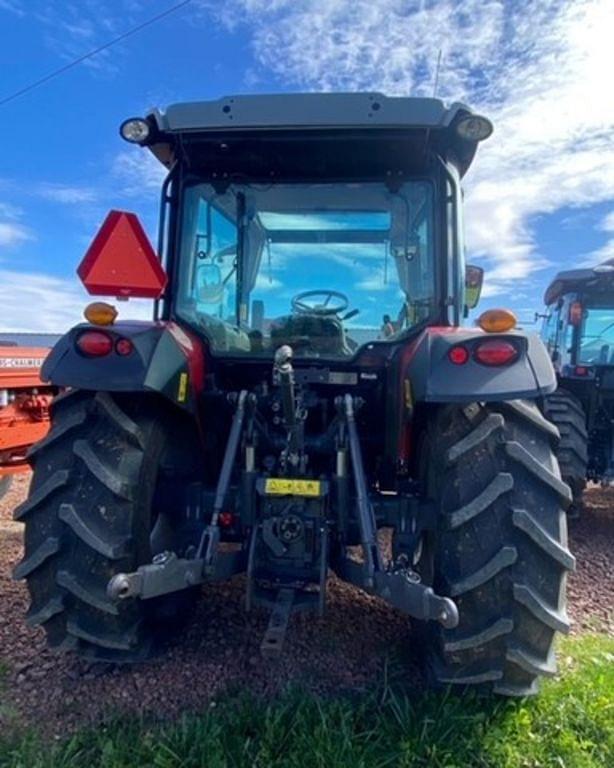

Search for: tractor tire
xmin=542 ymin=389 xmax=588 ymax=509
xmin=13 ymin=390 xmax=197 ymax=662
xmin=420 ymin=400 xmax=575 ymax=696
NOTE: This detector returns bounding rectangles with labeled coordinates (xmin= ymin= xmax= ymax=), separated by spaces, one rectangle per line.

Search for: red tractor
xmin=14 ymin=93 xmax=574 ymax=696
xmin=0 ymin=342 xmax=52 ymax=500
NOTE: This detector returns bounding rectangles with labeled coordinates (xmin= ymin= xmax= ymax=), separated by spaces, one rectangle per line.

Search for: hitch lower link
xmin=338 ymin=393 xmax=459 ymax=630
xmin=107 ymin=552 xmax=204 ymax=601
xmin=374 ymin=568 xmax=458 ymax=629
xmin=107 ymin=392 xmax=253 ymax=604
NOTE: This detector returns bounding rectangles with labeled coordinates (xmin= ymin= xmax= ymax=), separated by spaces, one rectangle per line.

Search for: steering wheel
xmin=291 ymin=289 xmax=350 ymax=317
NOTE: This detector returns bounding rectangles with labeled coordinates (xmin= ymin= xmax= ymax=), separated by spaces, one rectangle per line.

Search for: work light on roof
xmin=119 ymin=117 xmax=150 ymax=144
xmin=455 ymin=114 xmax=493 ymax=142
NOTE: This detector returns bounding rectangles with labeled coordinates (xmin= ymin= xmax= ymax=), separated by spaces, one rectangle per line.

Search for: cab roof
xmin=144 ymin=92 xmax=487 ymax=179
xmin=544 ymin=260 xmax=614 ymax=305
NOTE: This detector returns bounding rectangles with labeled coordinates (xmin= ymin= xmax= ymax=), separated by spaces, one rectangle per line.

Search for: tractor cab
xmin=542 ymin=261 xmax=614 ymax=487
xmin=131 ymin=93 xmax=490 ymax=358
xmin=542 ymin=261 xmax=614 ymax=377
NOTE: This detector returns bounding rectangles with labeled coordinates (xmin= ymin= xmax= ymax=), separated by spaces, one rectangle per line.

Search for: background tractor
xmin=0 ymin=340 xmax=53 ymax=501
xmin=541 ymin=261 xmax=614 ymax=507
xmin=14 ymin=93 xmax=574 ymax=696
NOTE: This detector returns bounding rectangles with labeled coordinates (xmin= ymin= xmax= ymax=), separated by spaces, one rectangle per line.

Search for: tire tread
xmin=423 ymin=399 xmax=573 ymax=696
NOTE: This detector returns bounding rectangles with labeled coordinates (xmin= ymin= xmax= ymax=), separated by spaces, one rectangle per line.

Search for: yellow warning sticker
xmin=264 ymin=478 xmax=322 ymax=497
xmin=177 ymin=372 xmax=188 ymax=403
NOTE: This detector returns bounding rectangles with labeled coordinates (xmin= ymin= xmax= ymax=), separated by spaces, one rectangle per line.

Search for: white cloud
xmin=0 ymin=267 xmax=153 ymax=332
xmin=112 ymin=150 xmax=167 ymax=197
xmin=29 ymin=1 xmax=134 ymax=76
xmin=0 ymin=191 xmax=33 ymax=248
xmin=0 ymin=194 xmax=35 ymax=248
xmin=36 ymin=183 xmax=98 ymax=204
xmin=0 ymin=221 xmax=33 ymax=247
xmin=601 ymin=211 xmax=614 ymax=233
xmin=209 ymin=0 xmax=504 ymax=98
xmin=0 ymin=202 xmax=22 ymax=219
xmin=578 ymin=209 xmax=614 ymax=267
xmin=0 ymin=0 xmax=24 ymax=15
xmin=200 ymin=0 xmax=614 ymax=299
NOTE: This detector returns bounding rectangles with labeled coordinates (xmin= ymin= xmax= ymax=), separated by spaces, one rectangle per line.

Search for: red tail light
xmin=474 ymin=339 xmax=518 ymax=366
xmin=219 ymin=511 xmax=234 ymax=528
xmin=448 ymin=345 xmax=470 ymax=365
xmin=115 ymin=338 xmax=134 ymax=356
xmin=75 ymin=331 xmax=113 ymax=357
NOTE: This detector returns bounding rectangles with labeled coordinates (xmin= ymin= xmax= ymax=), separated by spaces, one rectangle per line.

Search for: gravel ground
xmin=0 ymin=473 xmax=612 ymax=738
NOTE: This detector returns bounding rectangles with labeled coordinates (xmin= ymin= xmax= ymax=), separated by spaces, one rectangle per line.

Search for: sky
xmin=0 ymin=0 xmax=613 ymax=332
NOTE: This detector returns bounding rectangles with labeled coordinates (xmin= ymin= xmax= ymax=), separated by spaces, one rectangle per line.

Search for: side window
xmin=192 ymin=203 xmax=238 ymax=321
xmin=542 ymin=307 xmax=559 ymax=353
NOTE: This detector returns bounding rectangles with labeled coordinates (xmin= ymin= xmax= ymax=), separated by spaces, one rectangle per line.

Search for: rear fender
xmin=393 ymin=327 xmax=556 ymax=465
xmin=41 ymin=321 xmax=205 ymax=413
xmin=403 ymin=327 xmax=556 ymax=404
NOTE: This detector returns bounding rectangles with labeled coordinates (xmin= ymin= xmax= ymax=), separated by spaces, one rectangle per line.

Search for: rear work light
xmin=119 ymin=117 xmax=150 ymax=144
xmin=474 ymin=339 xmax=519 ymax=366
xmin=75 ymin=331 xmax=113 ymax=357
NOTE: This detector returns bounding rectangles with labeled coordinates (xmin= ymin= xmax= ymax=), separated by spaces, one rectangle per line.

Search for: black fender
xmin=41 ymin=321 xmax=205 ymax=413
xmin=402 ymin=327 xmax=556 ymax=404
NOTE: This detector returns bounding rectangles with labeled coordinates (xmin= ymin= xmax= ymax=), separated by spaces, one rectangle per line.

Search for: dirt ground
xmin=1 ymin=473 xmax=612 ymax=738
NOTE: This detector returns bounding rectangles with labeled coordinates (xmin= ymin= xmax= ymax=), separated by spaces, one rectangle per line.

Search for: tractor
xmin=14 ymin=93 xmax=574 ymax=696
xmin=0 ymin=341 xmax=52 ymax=501
xmin=541 ymin=260 xmax=614 ymax=507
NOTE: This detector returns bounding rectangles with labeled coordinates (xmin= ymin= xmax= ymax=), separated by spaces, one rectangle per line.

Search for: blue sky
xmin=0 ymin=0 xmax=613 ymax=331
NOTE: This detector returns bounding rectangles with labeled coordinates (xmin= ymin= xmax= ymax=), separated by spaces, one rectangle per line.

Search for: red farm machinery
xmin=13 ymin=93 xmax=574 ymax=697
xmin=0 ymin=342 xmax=53 ymax=499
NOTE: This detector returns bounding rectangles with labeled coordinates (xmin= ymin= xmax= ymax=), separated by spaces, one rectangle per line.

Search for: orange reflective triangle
xmin=78 ymin=210 xmax=167 ymax=299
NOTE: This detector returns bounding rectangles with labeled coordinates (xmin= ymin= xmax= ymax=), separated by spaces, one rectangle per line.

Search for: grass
xmin=0 ymin=634 xmax=612 ymax=768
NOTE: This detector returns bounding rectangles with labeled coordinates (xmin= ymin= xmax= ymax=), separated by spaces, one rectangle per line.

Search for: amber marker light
xmin=84 ymin=301 xmax=118 ymax=326
xmin=477 ymin=308 xmax=517 ymax=333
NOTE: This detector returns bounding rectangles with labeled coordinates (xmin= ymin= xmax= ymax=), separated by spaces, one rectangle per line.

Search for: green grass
xmin=1 ymin=634 xmax=612 ymax=768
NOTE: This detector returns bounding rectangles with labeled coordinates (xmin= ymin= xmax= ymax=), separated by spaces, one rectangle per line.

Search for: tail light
xmin=75 ymin=331 xmax=113 ymax=357
xmin=448 ymin=345 xmax=470 ymax=365
xmin=115 ymin=338 xmax=134 ymax=356
xmin=219 ymin=511 xmax=234 ymax=528
xmin=474 ymin=339 xmax=518 ymax=366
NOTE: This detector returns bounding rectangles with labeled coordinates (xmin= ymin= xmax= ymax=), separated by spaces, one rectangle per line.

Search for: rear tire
xmin=14 ymin=390 xmax=197 ymax=662
xmin=420 ymin=400 xmax=575 ymax=696
xmin=543 ymin=389 xmax=588 ymax=510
